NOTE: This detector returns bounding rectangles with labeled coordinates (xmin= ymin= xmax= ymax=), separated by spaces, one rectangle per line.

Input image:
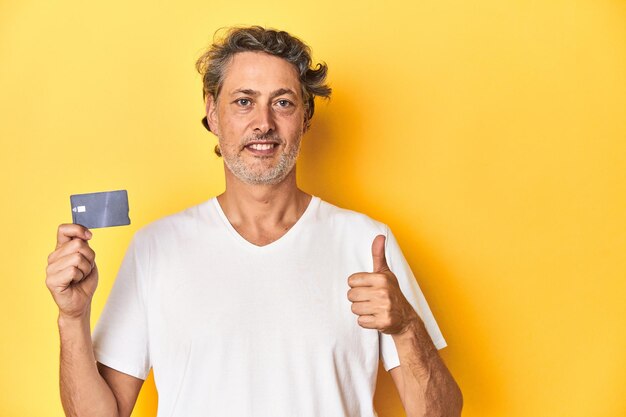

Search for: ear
xmin=205 ymin=95 xmax=220 ymax=135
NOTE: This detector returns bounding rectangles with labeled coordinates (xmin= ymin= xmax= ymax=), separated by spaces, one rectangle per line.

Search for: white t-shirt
xmin=93 ymin=196 xmax=446 ymax=417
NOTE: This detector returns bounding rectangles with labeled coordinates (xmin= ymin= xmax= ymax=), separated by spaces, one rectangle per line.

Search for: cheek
xmin=218 ymin=119 xmax=245 ymax=141
xmin=283 ymin=112 xmax=306 ymax=134
xmin=218 ymin=107 xmax=250 ymax=130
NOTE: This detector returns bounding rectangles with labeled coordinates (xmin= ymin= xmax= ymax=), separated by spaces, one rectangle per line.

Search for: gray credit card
xmin=70 ymin=190 xmax=131 ymax=229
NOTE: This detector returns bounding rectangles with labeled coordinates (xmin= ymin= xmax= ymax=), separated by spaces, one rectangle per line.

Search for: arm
xmin=47 ymin=224 xmax=143 ymax=417
xmin=389 ymin=318 xmax=462 ymax=417
xmin=347 ymin=235 xmax=462 ymax=417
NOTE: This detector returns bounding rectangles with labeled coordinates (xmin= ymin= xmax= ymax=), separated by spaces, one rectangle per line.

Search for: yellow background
xmin=1 ymin=0 xmax=625 ymax=416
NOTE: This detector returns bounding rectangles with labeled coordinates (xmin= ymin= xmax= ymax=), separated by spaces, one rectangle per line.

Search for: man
xmin=46 ymin=26 xmax=462 ymax=417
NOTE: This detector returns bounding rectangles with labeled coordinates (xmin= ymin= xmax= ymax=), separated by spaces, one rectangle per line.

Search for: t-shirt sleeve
xmin=379 ymin=226 xmax=447 ymax=372
xmin=92 ymin=235 xmax=151 ymax=380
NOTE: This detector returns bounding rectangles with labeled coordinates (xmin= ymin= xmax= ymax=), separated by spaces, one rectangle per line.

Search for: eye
xmin=235 ymin=98 xmax=252 ymax=106
xmin=275 ymin=99 xmax=293 ymax=108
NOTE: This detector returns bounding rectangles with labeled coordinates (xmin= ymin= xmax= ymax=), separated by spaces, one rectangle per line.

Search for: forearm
xmin=58 ymin=310 xmax=119 ymax=417
xmin=392 ymin=318 xmax=462 ymax=417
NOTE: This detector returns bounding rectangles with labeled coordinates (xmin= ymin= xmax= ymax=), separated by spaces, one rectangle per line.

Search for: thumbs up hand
xmin=347 ymin=235 xmax=418 ymax=335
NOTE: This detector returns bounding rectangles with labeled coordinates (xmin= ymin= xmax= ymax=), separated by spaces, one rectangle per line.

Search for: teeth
xmin=249 ymin=143 xmax=274 ymax=151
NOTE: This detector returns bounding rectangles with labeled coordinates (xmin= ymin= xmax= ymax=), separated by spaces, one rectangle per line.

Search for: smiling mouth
xmin=246 ymin=143 xmax=278 ymax=151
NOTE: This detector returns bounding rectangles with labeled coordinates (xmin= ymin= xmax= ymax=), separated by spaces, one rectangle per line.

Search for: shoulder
xmin=315 ymin=198 xmax=389 ymax=236
xmin=131 ymin=199 xmax=216 ymax=245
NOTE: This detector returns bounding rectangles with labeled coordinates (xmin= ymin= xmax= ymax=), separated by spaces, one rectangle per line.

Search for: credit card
xmin=70 ymin=190 xmax=131 ymax=229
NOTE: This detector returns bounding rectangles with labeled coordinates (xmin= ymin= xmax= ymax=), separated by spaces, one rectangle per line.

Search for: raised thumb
xmin=371 ymin=235 xmax=389 ymax=272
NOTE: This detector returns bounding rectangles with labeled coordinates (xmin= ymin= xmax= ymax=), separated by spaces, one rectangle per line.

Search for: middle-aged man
xmin=46 ymin=26 xmax=462 ymax=417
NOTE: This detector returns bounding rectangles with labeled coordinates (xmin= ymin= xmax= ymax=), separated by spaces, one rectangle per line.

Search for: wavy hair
xmin=196 ymin=26 xmax=332 ymax=155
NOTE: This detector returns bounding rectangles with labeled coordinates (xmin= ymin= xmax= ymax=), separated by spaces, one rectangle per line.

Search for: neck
xmin=217 ymin=165 xmax=311 ymax=230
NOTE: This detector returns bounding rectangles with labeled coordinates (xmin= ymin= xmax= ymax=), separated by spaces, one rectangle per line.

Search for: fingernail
xmin=85 ymin=230 xmax=93 ymax=239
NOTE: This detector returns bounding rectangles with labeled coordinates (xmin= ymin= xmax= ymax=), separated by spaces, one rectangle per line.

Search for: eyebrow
xmin=230 ymin=88 xmax=297 ymax=99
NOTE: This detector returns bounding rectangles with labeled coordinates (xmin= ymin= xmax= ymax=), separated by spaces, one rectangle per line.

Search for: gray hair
xmin=196 ymin=26 xmax=332 ymax=155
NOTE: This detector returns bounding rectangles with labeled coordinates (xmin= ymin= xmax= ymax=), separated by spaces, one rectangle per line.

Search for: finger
xmin=347 ymin=287 xmax=372 ymax=302
xmin=56 ymin=224 xmax=92 ymax=249
xmin=350 ymin=301 xmax=375 ymax=316
xmin=357 ymin=315 xmax=378 ymax=329
xmin=347 ymin=273 xmax=376 ymax=288
xmin=47 ymin=252 xmax=94 ymax=280
xmin=348 ymin=272 xmax=389 ymax=289
xmin=48 ymin=237 xmax=96 ymax=265
xmin=46 ymin=266 xmax=85 ymax=292
xmin=371 ymin=234 xmax=389 ymax=273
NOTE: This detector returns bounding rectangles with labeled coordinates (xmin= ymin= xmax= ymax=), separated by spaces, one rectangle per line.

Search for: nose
xmin=252 ymin=103 xmax=275 ymax=135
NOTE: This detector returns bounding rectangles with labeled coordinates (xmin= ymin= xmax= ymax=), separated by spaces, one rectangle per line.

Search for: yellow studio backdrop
xmin=1 ymin=0 xmax=625 ymax=416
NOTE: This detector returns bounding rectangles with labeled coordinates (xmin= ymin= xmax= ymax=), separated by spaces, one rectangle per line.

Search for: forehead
xmin=221 ymin=51 xmax=302 ymax=96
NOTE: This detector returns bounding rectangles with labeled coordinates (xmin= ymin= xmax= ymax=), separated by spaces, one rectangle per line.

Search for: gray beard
xmin=222 ymin=140 xmax=301 ymax=185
